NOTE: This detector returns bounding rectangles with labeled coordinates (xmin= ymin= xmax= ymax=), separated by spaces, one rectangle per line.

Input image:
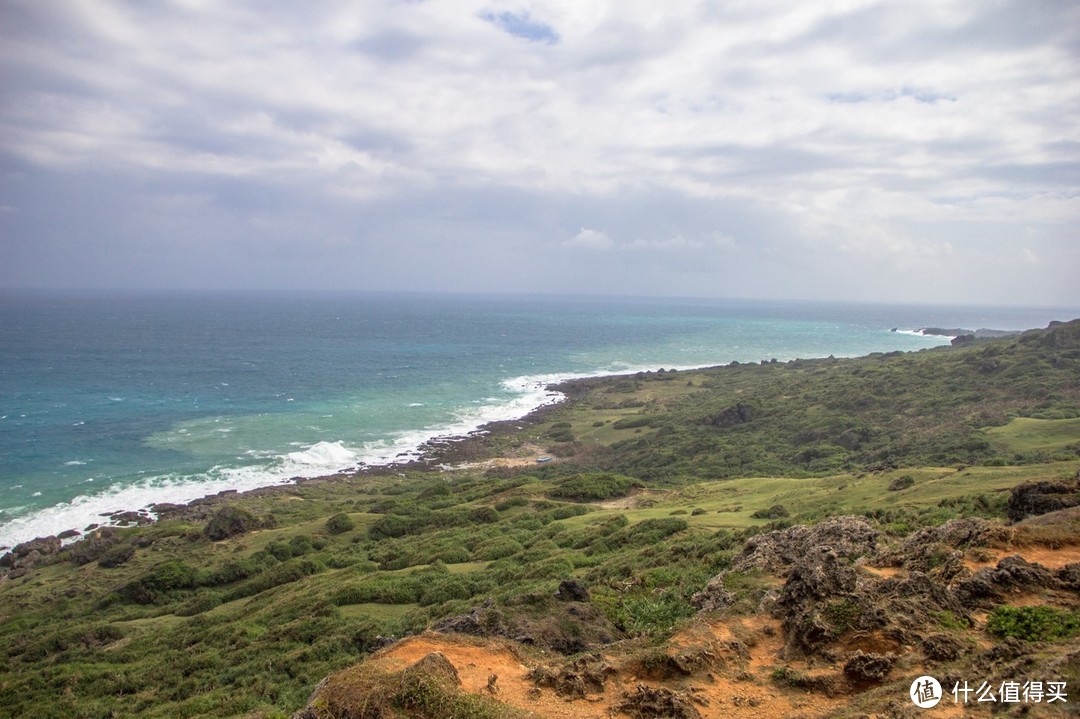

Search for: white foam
xmin=0 ymin=440 xmax=367 ymax=550
xmin=285 ymin=440 xmax=360 ymax=468
xmin=64 ymin=460 xmax=88 ymax=466
xmin=894 ymin=328 xmax=956 ymax=340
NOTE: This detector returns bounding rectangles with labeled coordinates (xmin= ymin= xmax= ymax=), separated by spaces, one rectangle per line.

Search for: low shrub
xmin=203 ymin=506 xmax=266 ymax=541
xmin=752 ymin=504 xmax=789 ymax=519
xmin=326 ymin=513 xmax=356 ymax=534
xmin=987 ymin=605 xmax=1080 ymax=641
xmin=888 ymin=475 xmax=915 ymax=491
xmin=122 ymin=561 xmax=198 ymax=604
xmin=549 ymin=473 xmax=642 ymax=502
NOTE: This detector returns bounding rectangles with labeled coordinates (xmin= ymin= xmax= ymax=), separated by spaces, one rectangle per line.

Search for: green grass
xmin=985 ymin=417 xmax=1080 ymax=453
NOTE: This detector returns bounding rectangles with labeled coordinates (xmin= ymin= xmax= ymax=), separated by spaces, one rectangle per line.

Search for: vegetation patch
xmin=986 ymin=605 xmax=1080 ymax=642
xmin=549 ymin=472 xmax=643 ymax=501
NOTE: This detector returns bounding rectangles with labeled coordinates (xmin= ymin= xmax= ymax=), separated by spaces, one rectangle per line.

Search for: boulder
xmin=706 ymin=403 xmax=753 ymax=429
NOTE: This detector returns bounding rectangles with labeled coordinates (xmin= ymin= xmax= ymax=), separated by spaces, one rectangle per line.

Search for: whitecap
xmin=0 ymin=438 xmax=374 ymax=551
xmin=31 ymin=491 xmax=42 ymax=497
xmin=64 ymin=460 xmax=88 ymax=466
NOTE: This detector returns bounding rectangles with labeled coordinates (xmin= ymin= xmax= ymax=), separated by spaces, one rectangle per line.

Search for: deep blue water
xmin=1 ymin=290 xmax=1074 ymax=548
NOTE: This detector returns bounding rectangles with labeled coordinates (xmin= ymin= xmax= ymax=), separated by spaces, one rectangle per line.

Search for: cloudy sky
xmin=1 ymin=0 xmax=1078 ymax=306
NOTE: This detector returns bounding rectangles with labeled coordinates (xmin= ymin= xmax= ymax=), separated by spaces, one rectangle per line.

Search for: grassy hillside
xmin=1 ymin=320 xmax=1078 ymax=718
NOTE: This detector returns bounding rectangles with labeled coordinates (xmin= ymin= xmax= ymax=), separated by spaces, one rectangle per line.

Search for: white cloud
xmin=565 ymin=227 xmax=613 ymax=250
xmin=0 ymin=0 xmax=1077 ymax=305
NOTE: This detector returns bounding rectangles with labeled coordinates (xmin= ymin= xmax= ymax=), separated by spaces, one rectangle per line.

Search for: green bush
xmin=752 ymin=504 xmax=789 ymax=519
xmin=626 ymin=518 xmax=688 ymax=543
xmin=476 ymin=538 xmax=522 ymax=560
xmin=468 ymin=506 xmax=500 ymax=524
xmin=203 ymin=506 xmax=265 ymax=541
xmin=97 ymin=542 xmax=135 ymax=568
xmin=326 ymin=513 xmax=356 ymax=534
xmin=987 ymin=605 xmax=1080 ymax=641
xmin=494 ymin=496 xmax=529 ymax=512
xmin=122 ymin=561 xmax=198 ymax=604
xmin=888 ymin=475 xmax=915 ymax=491
xmin=370 ymin=514 xmax=413 ymax=539
xmin=549 ymin=473 xmax=642 ymax=501
xmin=612 ymin=416 xmax=654 ymax=430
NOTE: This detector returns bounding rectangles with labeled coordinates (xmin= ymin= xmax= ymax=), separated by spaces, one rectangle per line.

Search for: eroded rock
xmin=617 ymin=684 xmax=702 ymax=719
xmin=732 ymin=516 xmax=881 ymax=576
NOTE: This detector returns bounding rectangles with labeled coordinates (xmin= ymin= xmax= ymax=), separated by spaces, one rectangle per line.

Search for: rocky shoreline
xmin=0 ymin=374 xmax=594 ymax=559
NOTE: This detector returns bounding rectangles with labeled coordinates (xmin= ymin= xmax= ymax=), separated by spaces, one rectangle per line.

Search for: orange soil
xmin=966 ymin=545 xmax=1080 ymax=571
xmin=374 ymin=617 xmax=849 ymax=719
xmin=363 ymin=545 xmax=1080 ymax=718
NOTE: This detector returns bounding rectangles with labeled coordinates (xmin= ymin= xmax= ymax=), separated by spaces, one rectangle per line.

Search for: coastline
xmin=0 ymin=322 xmax=964 ymax=552
xmin=0 ymin=339 xmax=956 ymax=552
xmin=145 ymin=376 xmax=594 ymax=526
xmin=0 ymin=375 xmax=586 ymax=551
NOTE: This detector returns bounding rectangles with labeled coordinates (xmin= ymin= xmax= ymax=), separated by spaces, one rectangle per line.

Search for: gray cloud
xmin=0 ymin=0 xmax=1077 ymax=307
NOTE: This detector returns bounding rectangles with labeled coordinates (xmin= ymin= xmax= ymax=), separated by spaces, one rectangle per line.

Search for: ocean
xmin=0 ymin=291 xmax=1074 ymax=549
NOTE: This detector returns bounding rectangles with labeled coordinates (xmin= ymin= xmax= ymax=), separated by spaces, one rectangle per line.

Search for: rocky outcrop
xmin=732 ymin=515 xmax=881 ymax=575
xmin=874 ymin=516 xmax=1012 ymax=572
xmin=843 ymin=651 xmax=895 ymax=682
xmin=1007 ymin=476 xmax=1080 ymax=522
xmin=689 ymin=574 xmax=735 ymax=612
xmin=432 ymin=596 xmax=622 ymax=654
xmin=921 ymin=633 xmax=966 ymax=662
xmin=291 ymin=651 xmax=463 ymax=719
xmin=952 ymin=555 xmax=1061 ymax=609
xmin=529 ymin=654 xmax=614 ymax=698
xmin=775 ymin=547 xmax=862 ymax=655
xmin=616 ymin=684 xmax=703 ymax=719
xmin=63 ymin=527 xmax=123 ymax=566
xmin=0 ymin=535 xmax=62 ymax=575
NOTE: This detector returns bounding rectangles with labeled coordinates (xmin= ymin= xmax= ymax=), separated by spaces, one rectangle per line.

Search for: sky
xmin=1 ymin=0 xmax=1078 ymax=306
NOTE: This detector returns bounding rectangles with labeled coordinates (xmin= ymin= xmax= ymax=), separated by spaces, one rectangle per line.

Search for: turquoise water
xmin=0 ymin=291 xmax=1073 ymax=547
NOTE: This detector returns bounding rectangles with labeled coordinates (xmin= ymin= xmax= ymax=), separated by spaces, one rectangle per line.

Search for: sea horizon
xmin=2 ymin=290 xmax=1077 ymax=550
